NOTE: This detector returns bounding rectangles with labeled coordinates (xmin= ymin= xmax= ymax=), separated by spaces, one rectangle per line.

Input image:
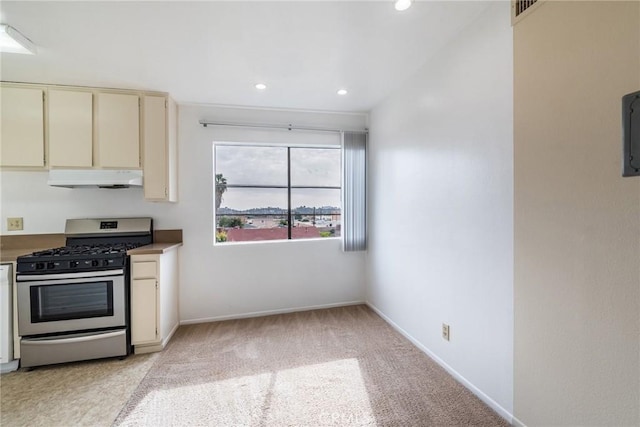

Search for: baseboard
xmin=134 ymin=343 xmax=163 ymax=354
xmin=0 ymin=360 xmax=19 ymax=373
xmin=366 ymin=301 xmax=515 ymax=424
xmin=180 ymin=300 xmax=366 ymax=325
xmin=163 ymin=321 xmax=180 ymax=347
xmin=512 ymin=415 xmax=527 ymax=427
xmin=134 ymin=320 xmax=181 ymax=354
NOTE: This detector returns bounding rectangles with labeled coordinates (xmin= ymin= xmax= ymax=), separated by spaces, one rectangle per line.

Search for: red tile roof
xmin=225 ymin=226 xmax=321 ymax=242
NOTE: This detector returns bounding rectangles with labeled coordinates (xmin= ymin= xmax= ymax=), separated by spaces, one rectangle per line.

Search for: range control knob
xmin=91 ymin=259 xmax=99 ymax=267
xmin=69 ymin=261 xmax=79 ymax=269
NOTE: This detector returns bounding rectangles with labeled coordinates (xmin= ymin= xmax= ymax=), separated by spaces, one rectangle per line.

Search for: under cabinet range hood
xmin=47 ymin=169 xmax=143 ymax=188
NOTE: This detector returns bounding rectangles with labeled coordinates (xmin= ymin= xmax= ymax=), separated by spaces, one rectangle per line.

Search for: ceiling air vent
xmin=512 ymin=0 xmax=542 ymax=25
xmin=515 ymin=0 xmax=537 ymax=16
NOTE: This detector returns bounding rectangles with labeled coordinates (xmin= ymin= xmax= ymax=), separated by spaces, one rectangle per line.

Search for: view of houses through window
xmin=214 ymin=144 xmax=341 ymax=243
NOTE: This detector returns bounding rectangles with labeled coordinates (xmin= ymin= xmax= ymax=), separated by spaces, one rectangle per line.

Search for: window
xmin=214 ymin=144 xmax=341 ymax=244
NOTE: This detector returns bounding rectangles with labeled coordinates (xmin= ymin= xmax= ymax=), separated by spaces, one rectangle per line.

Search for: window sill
xmin=213 ymin=236 xmax=341 ymax=247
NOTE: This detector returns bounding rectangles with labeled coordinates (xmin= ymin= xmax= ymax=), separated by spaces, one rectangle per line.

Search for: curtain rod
xmin=198 ymin=120 xmax=367 ymax=134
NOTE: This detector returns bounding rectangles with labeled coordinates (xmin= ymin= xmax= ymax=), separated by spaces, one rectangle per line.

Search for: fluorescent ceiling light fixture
xmin=255 ymin=83 xmax=267 ymax=90
xmin=0 ymin=24 xmax=37 ymax=54
xmin=394 ymin=0 xmax=412 ymax=11
xmin=337 ymin=89 xmax=348 ymax=96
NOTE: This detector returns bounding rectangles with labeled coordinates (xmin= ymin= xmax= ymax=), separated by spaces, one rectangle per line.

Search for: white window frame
xmin=213 ymin=142 xmax=342 ymax=245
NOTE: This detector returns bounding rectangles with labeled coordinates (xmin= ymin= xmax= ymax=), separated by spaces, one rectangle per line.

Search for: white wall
xmin=366 ymin=2 xmax=513 ymax=418
xmin=177 ymin=104 xmax=367 ymax=322
xmin=513 ymin=2 xmax=640 ymax=425
xmin=0 ymin=104 xmax=367 ymax=323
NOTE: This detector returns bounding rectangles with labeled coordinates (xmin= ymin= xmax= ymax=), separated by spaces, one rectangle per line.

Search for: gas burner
xmin=31 ymin=243 xmax=143 ymax=258
xmin=31 ymin=247 xmax=69 ymax=257
xmin=17 ymin=218 xmax=153 ymax=274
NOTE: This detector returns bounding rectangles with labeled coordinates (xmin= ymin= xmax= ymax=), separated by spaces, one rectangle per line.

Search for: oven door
xmin=17 ymin=270 xmax=125 ymax=337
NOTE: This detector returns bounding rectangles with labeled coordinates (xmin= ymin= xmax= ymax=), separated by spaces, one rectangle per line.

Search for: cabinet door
xmin=48 ymin=90 xmax=93 ymax=167
xmin=142 ymin=96 xmax=167 ymax=200
xmin=131 ymin=278 xmax=157 ymax=344
xmin=0 ymin=265 xmax=13 ymax=364
xmin=0 ymin=87 xmax=44 ymax=167
xmin=97 ymin=93 xmax=139 ymax=168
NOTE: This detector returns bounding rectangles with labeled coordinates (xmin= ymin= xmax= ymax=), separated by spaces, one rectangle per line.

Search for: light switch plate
xmin=7 ymin=217 xmax=23 ymax=231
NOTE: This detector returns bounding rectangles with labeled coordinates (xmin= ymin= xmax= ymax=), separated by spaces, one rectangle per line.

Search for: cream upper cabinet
xmin=48 ymin=90 xmax=93 ymax=167
xmin=97 ymin=93 xmax=140 ymax=168
xmin=1 ymin=83 xmax=175 ymax=191
xmin=0 ymin=86 xmax=45 ymax=167
xmin=142 ymin=95 xmax=177 ymax=202
xmin=143 ymin=96 xmax=167 ymax=200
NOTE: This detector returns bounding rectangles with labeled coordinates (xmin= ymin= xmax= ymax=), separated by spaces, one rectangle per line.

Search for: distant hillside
xmin=218 ymin=206 xmax=340 ymax=215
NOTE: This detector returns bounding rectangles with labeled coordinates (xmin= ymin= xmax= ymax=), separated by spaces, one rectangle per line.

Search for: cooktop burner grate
xmin=17 ymin=217 xmax=153 ymax=274
xmin=31 ymin=243 xmax=144 ymax=258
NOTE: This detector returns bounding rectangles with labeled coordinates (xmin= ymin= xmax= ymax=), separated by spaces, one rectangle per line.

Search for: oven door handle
xmin=22 ymin=330 xmax=125 ymax=345
xmin=17 ymin=269 xmax=125 ymax=282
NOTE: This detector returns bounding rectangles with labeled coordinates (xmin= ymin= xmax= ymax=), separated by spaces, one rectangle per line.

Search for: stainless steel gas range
xmin=15 ymin=218 xmax=153 ymax=368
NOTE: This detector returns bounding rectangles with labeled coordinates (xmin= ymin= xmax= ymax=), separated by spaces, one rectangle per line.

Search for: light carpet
xmin=114 ymin=305 xmax=508 ymax=426
xmin=1 ymin=352 xmax=159 ymax=426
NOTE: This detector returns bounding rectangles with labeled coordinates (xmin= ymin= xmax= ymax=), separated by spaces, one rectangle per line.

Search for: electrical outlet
xmin=7 ymin=217 xmax=23 ymax=231
xmin=442 ymin=323 xmax=450 ymax=341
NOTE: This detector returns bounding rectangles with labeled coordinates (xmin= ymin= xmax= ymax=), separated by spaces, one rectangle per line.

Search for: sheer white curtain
xmin=342 ymin=131 xmax=367 ymax=251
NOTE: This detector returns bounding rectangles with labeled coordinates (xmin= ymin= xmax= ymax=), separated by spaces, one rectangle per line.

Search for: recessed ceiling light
xmin=337 ymin=89 xmax=348 ymax=96
xmin=394 ymin=0 xmax=412 ymax=11
xmin=255 ymin=83 xmax=267 ymax=90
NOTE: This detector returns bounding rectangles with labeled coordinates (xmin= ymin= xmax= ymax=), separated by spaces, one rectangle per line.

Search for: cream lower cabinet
xmin=130 ymin=247 xmax=179 ymax=354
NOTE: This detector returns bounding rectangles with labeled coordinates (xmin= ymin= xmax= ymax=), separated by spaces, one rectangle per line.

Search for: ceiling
xmin=0 ymin=1 xmax=489 ymax=113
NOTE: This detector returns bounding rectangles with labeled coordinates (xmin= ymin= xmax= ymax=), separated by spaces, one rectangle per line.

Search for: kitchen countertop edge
xmin=127 ymin=242 xmax=182 ymax=255
xmin=1 ymin=248 xmax=51 ymax=264
xmin=1 ymin=229 xmax=183 ymax=262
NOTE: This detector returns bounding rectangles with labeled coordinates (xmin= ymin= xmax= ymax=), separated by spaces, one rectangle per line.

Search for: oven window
xmin=30 ymin=281 xmax=114 ymax=323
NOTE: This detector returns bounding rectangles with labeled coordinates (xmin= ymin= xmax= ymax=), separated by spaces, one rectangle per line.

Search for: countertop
xmin=127 ymin=242 xmax=182 ymax=255
xmin=1 ymin=248 xmax=38 ymax=264
xmin=1 ymin=229 xmax=183 ymax=263
xmin=1 ymin=243 xmax=183 ymax=263
xmin=1 ymin=234 xmax=66 ymax=263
